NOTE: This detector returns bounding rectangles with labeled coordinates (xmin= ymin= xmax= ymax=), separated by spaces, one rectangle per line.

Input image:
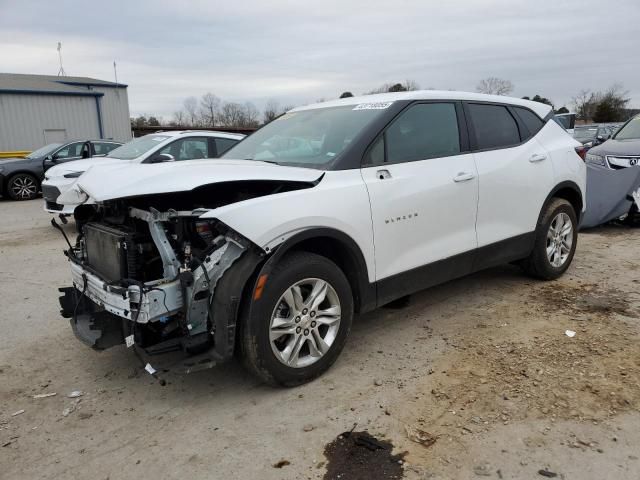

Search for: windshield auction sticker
xmin=353 ymin=102 xmax=394 ymax=110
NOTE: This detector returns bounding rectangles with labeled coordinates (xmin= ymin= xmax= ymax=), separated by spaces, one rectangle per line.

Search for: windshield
xmin=615 ymin=116 xmax=640 ymax=140
xmin=107 ymin=135 xmax=170 ymax=160
xmin=26 ymin=143 xmax=62 ymax=159
xmin=574 ymin=127 xmax=598 ymax=139
xmin=222 ymin=105 xmax=388 ymax=168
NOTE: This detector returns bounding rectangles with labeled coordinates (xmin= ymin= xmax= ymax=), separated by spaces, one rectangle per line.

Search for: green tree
xmin=555 ymin=106 xmax=570 ymax=114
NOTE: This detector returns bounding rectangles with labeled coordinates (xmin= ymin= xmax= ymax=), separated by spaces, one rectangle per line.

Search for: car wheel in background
xmin=7 ymin=173 xmax=39 ymax=201
xmin=240 ymin=251 xmax=354 ymax=387
xmin=522 ymin=198 xmax=578 ymax=280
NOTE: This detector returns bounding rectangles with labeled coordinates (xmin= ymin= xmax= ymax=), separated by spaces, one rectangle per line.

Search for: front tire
xmin=7 ymin=173 xmax=39 ymax=200
xmin=240 ymin=251 xmax=353 ymax=387
xmin=522 ymin=198 xmax=578 ymax=280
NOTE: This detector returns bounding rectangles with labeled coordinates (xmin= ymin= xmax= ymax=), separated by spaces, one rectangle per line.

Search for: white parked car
xmin=57 ymin=91 xmax=586 ymax=386
xmin=42 ymin=130 xmax=245 ymax=215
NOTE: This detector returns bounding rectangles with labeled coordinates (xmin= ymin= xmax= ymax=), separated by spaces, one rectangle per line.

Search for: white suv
xmin=57 ymin=91 xmax=586 ymax=386
xmin=42 ymin=130 xmax=245 ymax=214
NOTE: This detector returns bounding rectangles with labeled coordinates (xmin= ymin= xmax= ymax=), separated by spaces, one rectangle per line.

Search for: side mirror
xmin=45 ymin=154 xmax=56 ymax=162
xmin=150 ymin=153 xmax=175 ymax=163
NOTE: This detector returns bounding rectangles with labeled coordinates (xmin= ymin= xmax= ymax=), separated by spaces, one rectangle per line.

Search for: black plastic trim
xmin=260 ymin=228 xmax=377 ymax=313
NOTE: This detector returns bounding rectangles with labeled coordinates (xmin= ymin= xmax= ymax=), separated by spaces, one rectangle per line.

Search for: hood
xmin=589 ymin=138 xmax=640 ymax=157
xmin=64 ymin=159 xmax=324 ymax=203
xmin=46 ymin=157 xmax=134 ymax=177
xmin=0 ymin=157 xmax=38 ymax=167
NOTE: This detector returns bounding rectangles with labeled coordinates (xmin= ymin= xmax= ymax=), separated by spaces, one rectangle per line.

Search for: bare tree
xmin=571 ymin=89 xmax=600 ymax=121
xmin=366 ymin=80 xmax=420 ymax=95
xmin=200 ymin=92 xmax=220 ymax=127
xmin=218 ymin=102 xmax=246 ymax=127
xmin=242 ymin=102 xmax=260 ymax=128
xmin=476 ymin=77 xmax=514 ymax=96
xmin=183 ymin=96 xmax=199 ymax=126
xmin=263 ymin=99 xmax=282 ymax=124
xmin=172 ymin=110 xmax=185 ymax=126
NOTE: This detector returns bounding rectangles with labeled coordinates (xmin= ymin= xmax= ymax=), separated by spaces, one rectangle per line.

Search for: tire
xmin=6 ymin=173 xmax=39 ymax=201
xmin=239 ymin=251 xmax=353 ymax=387
xmin=522 ymin=198 xmax=578 ymax=280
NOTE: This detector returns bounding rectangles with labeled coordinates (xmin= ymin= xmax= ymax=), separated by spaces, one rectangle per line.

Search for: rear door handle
xmin=453 ymin=172 xmax=475 ymax=183
xmin=376 ymin=169 xmax=392 ymax=180
xmin=529 ymin=153 xmax=547 ymax=163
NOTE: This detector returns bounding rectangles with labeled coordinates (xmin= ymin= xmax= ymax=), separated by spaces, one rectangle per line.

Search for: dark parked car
xmin=573 ymin=125 xmax=611 ymax=149
xmin=0 ymin=140 xmax=122 ymax=200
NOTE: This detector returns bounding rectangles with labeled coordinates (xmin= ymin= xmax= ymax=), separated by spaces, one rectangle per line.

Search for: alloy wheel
xmin=10 ymin=175 xmax=38 ymax=200
xmin=269 ymin=278 xmax=341 ymax=368
xmin=546 ymin=212 xmax=573 ymax=268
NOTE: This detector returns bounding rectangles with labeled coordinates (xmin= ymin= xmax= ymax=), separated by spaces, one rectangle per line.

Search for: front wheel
xmin=7 ymin=173 xmax=39 ymax=200
xmin=240 ymin=251 xmax=353 ymax=387
xmin=522 ymin=198 xmax=578 ymax=280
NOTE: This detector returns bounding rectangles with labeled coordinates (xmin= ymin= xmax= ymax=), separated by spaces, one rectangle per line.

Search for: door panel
xmin=473 ymin=137 xmax=553 ymax=246
xmin=362 ymin=153 xmax=478 ymax=281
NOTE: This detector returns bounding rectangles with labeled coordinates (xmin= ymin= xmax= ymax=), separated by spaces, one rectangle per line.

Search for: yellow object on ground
xmin=0 ymin=151 xmax=31 ymax=158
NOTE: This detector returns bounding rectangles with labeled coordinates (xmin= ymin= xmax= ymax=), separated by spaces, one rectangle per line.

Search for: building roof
xmin=294 ymin=90 xmax=553 ymax=118
xmin=0 ymin=73 xmax=127 ymax=97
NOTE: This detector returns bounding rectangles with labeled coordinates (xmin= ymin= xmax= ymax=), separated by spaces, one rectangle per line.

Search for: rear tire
xmin=7 ymin=173 xmax=39 ymax=201
xmin=522 ymin=198 xmax=578 ymax=280
xmin=240 ymin=251 xmax=353 ymax=387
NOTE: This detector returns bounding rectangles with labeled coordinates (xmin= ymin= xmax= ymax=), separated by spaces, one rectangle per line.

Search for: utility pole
xmin=113 ymin=61 xmax=118 ymax=85
xmin=57 ymin=42 xmax=66 ymax=76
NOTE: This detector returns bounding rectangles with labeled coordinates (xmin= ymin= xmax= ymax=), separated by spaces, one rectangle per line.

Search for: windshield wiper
xmin=244 ymin=158 xmax=280 ymax=165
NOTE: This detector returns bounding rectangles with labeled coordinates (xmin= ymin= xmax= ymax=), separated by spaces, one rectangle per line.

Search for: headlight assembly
xmin=585 ymin=153 xmax=605 ymax=166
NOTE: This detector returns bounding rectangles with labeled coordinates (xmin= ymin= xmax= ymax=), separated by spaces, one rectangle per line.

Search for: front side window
xmin=160 ymin=138 xmax=209 ymax=160
xmin=385 ymin=103 xmax=460 ymax=163
xmin=222 ymin=105 xmax=388 ymax=169
xmin=468 ymin=104 xmax=520 ymax=150
xmin=107 ymin=135 xmax=170 ymax=160
xmin=614 ymin=116 xmax=640 ymax=140
xmin=55 ymin=142 xmax=85 ymax=159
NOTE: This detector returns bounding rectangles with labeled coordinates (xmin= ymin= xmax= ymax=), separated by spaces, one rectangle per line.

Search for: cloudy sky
xmin=1 ymin=0 xmax=639 ymax=119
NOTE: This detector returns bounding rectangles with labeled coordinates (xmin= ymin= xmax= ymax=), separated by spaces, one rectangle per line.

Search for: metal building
xmin=0 ymin=73 xmax=131 ymax=152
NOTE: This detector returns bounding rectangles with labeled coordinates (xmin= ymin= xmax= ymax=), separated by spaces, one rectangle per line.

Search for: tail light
xmin=575 ymin=146 xmax=587 ymax=161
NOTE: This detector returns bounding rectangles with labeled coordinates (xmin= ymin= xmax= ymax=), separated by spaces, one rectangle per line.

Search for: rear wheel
xmin=240 ymin=251 xmax=353 ymax=386
xmin=522 ymin=198 xmax=578 ymax=280
xmin=7 ymin=173 xmax=39 ymax=200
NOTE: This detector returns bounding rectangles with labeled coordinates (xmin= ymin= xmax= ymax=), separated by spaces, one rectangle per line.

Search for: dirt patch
xmin=323 ymin=431 xmax=405 ymax=480
xmin=535 ymin=282 xmax=636 ymax=317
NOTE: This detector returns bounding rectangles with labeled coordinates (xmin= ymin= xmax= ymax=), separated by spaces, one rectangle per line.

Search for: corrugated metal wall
xmin=93 ymin=87 xmax=132 ymax=142
xmin=0 ymin=94 xmax=100 ymax=151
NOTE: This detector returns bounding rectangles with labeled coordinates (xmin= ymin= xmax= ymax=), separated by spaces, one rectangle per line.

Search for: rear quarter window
xmin=513 ymin=107 xmax=545 ymax=139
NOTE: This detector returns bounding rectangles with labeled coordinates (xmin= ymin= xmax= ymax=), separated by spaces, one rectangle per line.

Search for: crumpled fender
xmin=581 ymin=164 xmax=640 ymax=228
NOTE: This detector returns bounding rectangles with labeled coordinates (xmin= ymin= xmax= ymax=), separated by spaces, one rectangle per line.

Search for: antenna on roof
xmin=113 ymin=61 xmax=118 ymax=85
xmin=57 ymin=42 xmax=66 ymax=76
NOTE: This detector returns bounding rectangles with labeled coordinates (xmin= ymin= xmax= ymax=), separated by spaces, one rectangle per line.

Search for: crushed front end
xmin=59 ymin=201 xmax=263 ymax=371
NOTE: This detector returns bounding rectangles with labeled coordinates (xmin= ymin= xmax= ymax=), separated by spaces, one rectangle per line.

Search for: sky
xmin=1 ymin=0 xmax=639 ymax=120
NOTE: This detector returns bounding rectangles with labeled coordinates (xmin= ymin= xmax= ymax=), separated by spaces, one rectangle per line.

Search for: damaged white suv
xmin=57 ymin=91 xmax=586 ymax=386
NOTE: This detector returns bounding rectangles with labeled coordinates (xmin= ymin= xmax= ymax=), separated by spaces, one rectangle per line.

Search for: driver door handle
xmin=453 ymin=172 xmax=475 ymax=183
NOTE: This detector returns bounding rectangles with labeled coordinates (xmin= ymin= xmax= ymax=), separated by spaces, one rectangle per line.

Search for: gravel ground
xmin=1 ymin=199 xmax=639 ymax=480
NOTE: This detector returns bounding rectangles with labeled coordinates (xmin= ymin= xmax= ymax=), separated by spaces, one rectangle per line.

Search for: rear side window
xmin=385 ymin=103 xmax=460 ymax=164
xmin=513 ymin=107 xmax=544 ymax=139
xmin=215 ymin=138 xmax=238 ymax=156
xmin=468 ymin=104 xmax=520 ymax=150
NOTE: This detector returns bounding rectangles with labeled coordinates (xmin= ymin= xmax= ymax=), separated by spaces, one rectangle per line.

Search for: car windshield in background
xmin=222 ymin=105 xmax=389 ymax=168
xmin=614 ymin=116 xmax=640 ymax=140
xmin=107 ymin=135 xmax=170 ymax=160
xmin=26 ymin=143 xmax=62 ymax=159
xmin=574 ymin=127 xmax=598 ymax=139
